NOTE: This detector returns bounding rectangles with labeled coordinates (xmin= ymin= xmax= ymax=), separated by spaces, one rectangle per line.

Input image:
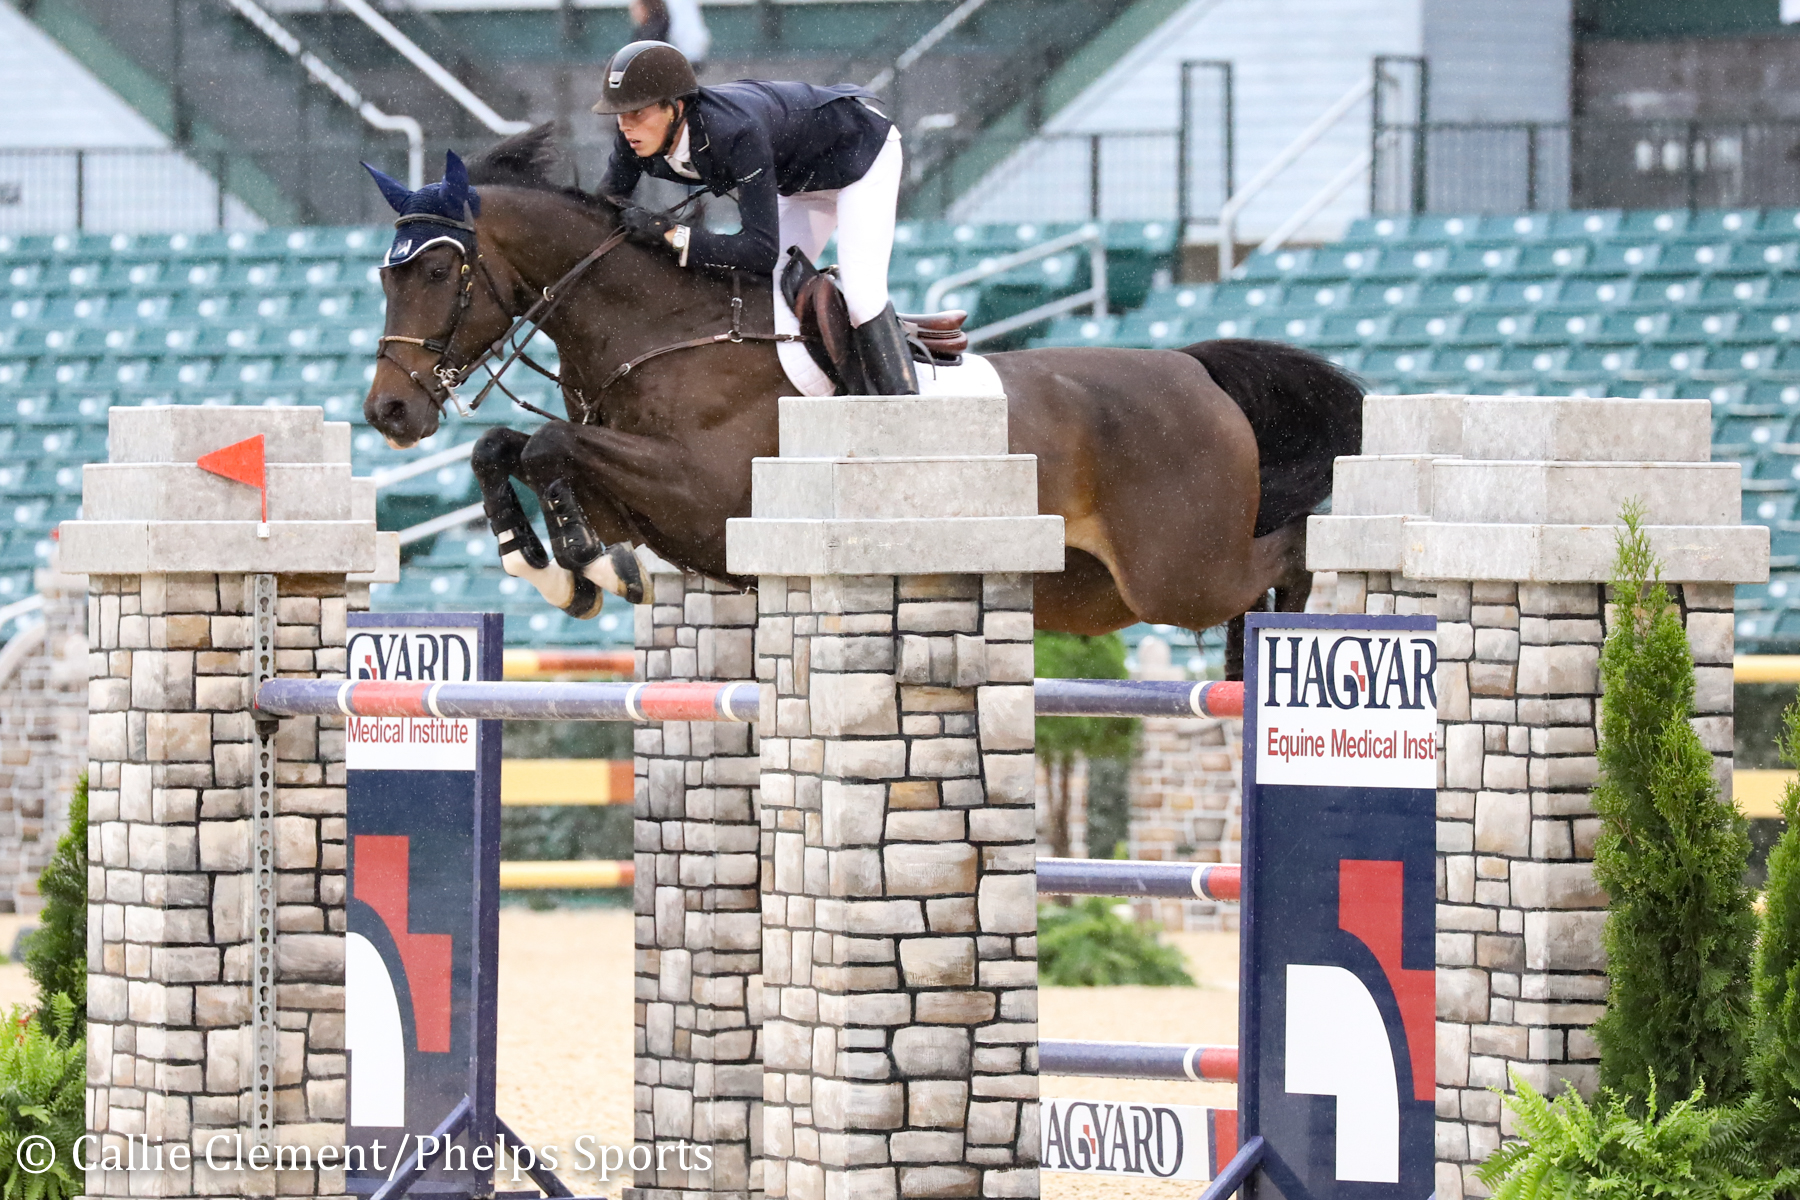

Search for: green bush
xmin=1756 ymin=699 xmax=1800 ymax=1169
xmin=25 ymin=778 xmax=84 ymax=1041
xmin=1037 ymin=898 xmax=1194 ymax=986
xmin=0 ymin=995 xmax=85 ymax=1200
xmin=1476 ymin=1073 xmax=1800 ymax=1200
xmin=1590 ymin=505 xmax=1757 ymax=1112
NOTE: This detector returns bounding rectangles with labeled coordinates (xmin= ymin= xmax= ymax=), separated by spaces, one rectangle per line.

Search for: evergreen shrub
xmin=1590 ymin=504 xmax=1757 ymax=1112
xmin=1755 ymin=700 xmax=1800 ymax=1169
xmin=25 ymin=778 xmax=84 ymax=1041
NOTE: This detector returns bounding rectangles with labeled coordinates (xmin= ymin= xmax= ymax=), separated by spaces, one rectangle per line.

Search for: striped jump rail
xmin=256 ymin=677 xmax=1245 ymax=724
xmin=1040 ymin=1040 xmax=1238 ymax=1083
xmin=1037 ymin=857 xmax=1240 ymax=901
xmin=255 ymin=679 xmax=761 ymax=723
xmin=1033 ymin=678 xmax=1242 ymax=718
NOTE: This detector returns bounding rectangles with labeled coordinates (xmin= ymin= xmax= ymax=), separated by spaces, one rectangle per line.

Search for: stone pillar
xmin=729 ymin=394 xmax=1062 ymax=1200
xmin=1307 ymin=393 xmax=1768 ymax=1199
xmin=632 ymin=558 xmax=765 ymax=1200
xmin=0 ymin=550 xmax=89 ymax=911
xmin=62 ymin=406 xmax=383 ymax=1197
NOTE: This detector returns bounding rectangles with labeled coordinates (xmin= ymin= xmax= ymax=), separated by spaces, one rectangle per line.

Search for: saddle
xmin=781 ymin=248 xmax=968 ymax=394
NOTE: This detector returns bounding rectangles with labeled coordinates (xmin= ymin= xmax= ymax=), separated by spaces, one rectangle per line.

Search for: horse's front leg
xmin=470 ymin=426 xmax=637 ymax=617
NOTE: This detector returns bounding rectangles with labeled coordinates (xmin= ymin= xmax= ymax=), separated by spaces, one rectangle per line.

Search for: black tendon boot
xmin=540 ymin=479 xmax=649 ymax=607
xmin=852 ymin=303 xmax=921 ymax=395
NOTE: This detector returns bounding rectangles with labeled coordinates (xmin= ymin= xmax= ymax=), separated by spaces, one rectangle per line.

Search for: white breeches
xmin=774 ymin=125 xmax=904 ymax=396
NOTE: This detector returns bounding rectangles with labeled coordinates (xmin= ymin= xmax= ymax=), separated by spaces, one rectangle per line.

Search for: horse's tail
xmin=1179 ymin=338 xmax=1364 ymax=537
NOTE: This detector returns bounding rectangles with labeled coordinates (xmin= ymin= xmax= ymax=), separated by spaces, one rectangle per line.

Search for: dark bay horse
xmin=363 ymin=132 xmax=1363 ymax=663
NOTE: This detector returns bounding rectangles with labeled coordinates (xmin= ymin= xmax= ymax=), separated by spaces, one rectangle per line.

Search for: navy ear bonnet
xmin=364 ymin=151 xmax=483 ymax=268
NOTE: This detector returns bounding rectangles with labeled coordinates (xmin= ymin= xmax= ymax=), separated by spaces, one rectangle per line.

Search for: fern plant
xmin=1476 ymin=1074 xmax=1800 ymax=1200
xmin=0 ymin=995 xmax=84 ymax=1200
xmin=1037 ymin=898 xmax=1194 ymax=986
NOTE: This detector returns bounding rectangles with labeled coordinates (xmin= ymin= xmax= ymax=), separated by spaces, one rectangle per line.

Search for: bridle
xmin=374 ymin=210 xmax=626 ymax=421
xmin=373 ymin=196 xmax=801 ymax=426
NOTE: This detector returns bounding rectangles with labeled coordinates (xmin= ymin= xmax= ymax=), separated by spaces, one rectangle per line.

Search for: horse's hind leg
xmin=1223 ymin=518 xmax=1313 ymax=680
xmin=471 ymin=427 xmax=604 ymax=618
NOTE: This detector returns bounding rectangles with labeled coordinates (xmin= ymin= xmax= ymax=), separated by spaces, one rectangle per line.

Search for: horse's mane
xmin=466 ymin=123 xmax=620 ymax=214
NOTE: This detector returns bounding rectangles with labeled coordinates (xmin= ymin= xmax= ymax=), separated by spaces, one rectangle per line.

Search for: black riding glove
xmin=620 ymin=206 xmax=677 ymax=248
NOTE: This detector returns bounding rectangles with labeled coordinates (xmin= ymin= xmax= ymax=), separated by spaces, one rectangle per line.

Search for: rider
xmin=593 ymin=40 xmax=918 ymax=396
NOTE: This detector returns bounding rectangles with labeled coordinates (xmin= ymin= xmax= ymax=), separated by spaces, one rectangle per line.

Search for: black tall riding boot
xmin=852 ymin=303 xmax=920 ymax=395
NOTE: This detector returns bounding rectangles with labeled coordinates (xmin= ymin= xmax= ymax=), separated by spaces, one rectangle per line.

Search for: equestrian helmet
xmin=592 ymin=41 xmax=698 ymax=115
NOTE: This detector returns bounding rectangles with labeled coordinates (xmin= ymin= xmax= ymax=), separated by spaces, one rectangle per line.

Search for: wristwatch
xmin=668 ymin=224 xmax=691 ymax=267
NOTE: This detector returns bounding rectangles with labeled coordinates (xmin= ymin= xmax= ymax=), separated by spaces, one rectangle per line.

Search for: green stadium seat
xmin=1562 ymin=344 xmax=1637 ymax=376
xmin=1515 ymin=242 xmax=1587 ymax=273
xmin=1660 ymin=311 xmax=1738 ymax=342
xmin=1445 ymin=312 xmax=1521 ymax=343
xmin=1318 ymin=312 xmax=1388 ymax=341
xmin=1188 ymin=313 xmax=1263 ymax=339
xmin=1235 ymin=249 xmax=1308 ymax=282
xmin=1338 ymin=216 xmax=1414 ymax=245
xmin=1034 ymin=315 xmax=1115 ymax=347
xmin=1688 ymin=210 xmax=1761 ymax=237
xmin=1697 ymin=274 xmax=1767 ymax=305
xmin=1617 ymin=210 xmax=1690 ymax=238
xmin=1584 ymin=242 xmax=1660 ymax=274
xmin=1728 ymin=239 xmax=1796 ymax=270
xmin=1112 ymin=313 xmax=1189 ymax=348
xmin=1346 ymin=280 xmax=1417 ymax=310
xmin=1386 ymin=312 xmax=1458 ymax=343
xmin=1206 ymin=281 xmax=1283 ymax=313
xmin=1547 ymin=210 xmax=1622 ymax=238
xmin=1485 ymin=277 xmax=1560 ymax=307
xmin=1477 ymin=213 xmax=1549 ymax=240
xmin=1446 ymin=245 xmax=1516 ymax=274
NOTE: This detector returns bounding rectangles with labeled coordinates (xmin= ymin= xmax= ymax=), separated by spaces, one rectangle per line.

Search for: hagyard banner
xmin=1041 ymin=1098 xmax=1236 ymax=1182
xmin=344 ymin=613 xmax=503 ymax=1196
xmin=1242 ymin=613 xmax=1438 ymax=1200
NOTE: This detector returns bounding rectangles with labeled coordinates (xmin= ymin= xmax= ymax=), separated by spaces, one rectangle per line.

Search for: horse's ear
xmin=444 ymin=151 xmax=479 ymax=217
xmin=362 ymin=162 xmax=412 ymax=213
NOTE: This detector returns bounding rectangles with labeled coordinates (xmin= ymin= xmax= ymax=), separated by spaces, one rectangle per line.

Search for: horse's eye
xmin=429 ymin=266 xmax=449 ymax=282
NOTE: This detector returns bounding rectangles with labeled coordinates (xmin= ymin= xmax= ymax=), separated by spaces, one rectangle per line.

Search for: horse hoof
xmin=560 ymin=574 xmax=604 ymax=621
xmin=577 ymin=543 xmax=650 ymax=605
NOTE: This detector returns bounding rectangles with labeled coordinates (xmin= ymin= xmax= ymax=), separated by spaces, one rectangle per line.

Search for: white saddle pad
xmin=916 ymin=351 xmax=1004 ymax=396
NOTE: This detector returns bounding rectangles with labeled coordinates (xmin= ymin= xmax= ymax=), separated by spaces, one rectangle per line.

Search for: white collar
xmin=665 ymin=120 xmax=700 ymax=180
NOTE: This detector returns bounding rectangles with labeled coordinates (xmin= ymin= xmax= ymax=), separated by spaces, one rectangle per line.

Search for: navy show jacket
xmin=600 ymin=79 xmax=893 ymax=274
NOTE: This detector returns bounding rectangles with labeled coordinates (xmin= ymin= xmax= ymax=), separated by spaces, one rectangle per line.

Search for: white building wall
xmin=954 ymin=0 xmax=1576 ymax=241
xmin=0 ymin=1 xmax=260 ymax=232
xmin=954 ymin=0 xmax=1423 ymax=241
xmin=0 ymin=1 xmax=167 ymax=148
xmin=1422 ymin=0 xmax=1573 ymax=122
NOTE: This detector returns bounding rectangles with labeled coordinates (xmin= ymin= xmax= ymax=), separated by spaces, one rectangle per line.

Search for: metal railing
xmin=952 ymin=132 xmax=1183 ymax=224
xmin=0 ymin=148 xmax=258 ymax=234
xmin=1372 ymin=117 xmax=1800 ymax=214
xmin=223 ymin=0 xmax=425 ymax=187
xmin=1214 ymin=75 xmax=1374 ymax=278
xmin=923 ymin=226 xmax=1107 ymax=347
xmin=333 ymin=0 xmax=531 ymax=136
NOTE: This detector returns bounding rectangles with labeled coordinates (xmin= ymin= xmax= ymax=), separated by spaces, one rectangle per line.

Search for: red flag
xmin=197 ymin=434 xmax=267 ymax=522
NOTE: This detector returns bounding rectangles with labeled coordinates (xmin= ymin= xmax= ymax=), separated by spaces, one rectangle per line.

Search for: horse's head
xmin=362 ymin=151 xmax=517 ymax=447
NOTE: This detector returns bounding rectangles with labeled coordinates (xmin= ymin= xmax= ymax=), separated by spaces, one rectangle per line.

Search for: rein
xmin=377 ymin=192 xmax=798 ymax=425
